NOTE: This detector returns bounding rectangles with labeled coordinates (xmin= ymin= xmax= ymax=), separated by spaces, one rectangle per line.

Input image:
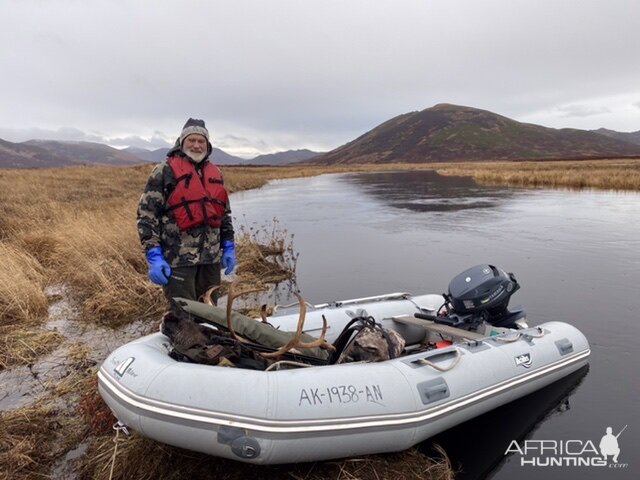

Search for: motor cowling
xmin=446 ymin=264 xmax=521 ymax=326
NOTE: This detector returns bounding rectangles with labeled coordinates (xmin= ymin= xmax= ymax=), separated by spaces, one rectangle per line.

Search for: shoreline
xmin=221 ymin=158 xmax=640 ymax=192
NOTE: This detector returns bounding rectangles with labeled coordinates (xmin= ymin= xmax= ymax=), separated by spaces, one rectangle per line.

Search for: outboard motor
xmin=422 ymin=264 xmax=527 ymax=330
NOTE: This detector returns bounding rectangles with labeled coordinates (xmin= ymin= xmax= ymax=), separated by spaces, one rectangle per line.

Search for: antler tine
xmin=261 ymin=293 xmax=308 ymax=359
xmin=200 ymin=285 xmax=222 ymax=305
xmin=226 ymin=282 xmax=265 ymax=343
xmin=260 ymin=304 xmax=269 ymax=323
xmin=261 ymin=293 xmax=335 ymax=358
xmin=226 ymin=283 xmax=243 ymax=342
xmin=296 ymin=314 xmax=335 ymax=352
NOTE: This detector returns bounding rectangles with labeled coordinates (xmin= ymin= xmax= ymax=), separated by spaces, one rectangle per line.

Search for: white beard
xmin=184 ymin=148 xmax=206 ymax=163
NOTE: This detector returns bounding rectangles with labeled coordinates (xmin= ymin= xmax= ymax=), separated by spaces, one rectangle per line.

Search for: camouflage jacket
xmin=136 ymin=153 xmax=234 ymax=267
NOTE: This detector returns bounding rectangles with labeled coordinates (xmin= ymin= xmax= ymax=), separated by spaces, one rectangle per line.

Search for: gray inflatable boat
xmin=98 ymin=265 xmax=590 ymax=464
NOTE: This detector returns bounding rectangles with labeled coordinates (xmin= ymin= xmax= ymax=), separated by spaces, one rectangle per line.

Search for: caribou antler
xmin=261 ymin=294 xmax=335 ymax=359
xmin=225 ymin=284 xmax=335 ymax=359
xmin=200 ymin=286 xmax=222 ymax=305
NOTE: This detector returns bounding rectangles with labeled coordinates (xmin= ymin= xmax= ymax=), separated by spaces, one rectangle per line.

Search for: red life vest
xmin=166 ymin=156 xmax=229 ymax=231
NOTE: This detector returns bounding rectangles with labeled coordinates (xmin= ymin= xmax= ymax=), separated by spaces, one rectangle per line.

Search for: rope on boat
xmin=414 ymin=349 xmax=461 ymax=372
xmin=526 ymin=327 xmax=546 ymax=338
xmin=494 ymin=332 xmax=522 ymax=343
xmin=108 ymin=422 xmax=129 ymax=480
xmin=265 ymin=360 xmax=314 ymax=371
xmin=495 ymin=326 xmax=546 ymax=343
xmin=272 ymin=301 xmax=315 ymax=314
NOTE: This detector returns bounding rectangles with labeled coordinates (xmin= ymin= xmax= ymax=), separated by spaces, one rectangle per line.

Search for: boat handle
xmin=412 ymin=349 xmax=461 ymax=372
xmin=423 ymin=383 xmax=448 ymax=400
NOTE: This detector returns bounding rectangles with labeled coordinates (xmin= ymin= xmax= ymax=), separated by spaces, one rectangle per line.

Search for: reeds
xmin=80 ymin=435 xmax=454 ymax=480
xmin=434 ymin=159 xmax=640 ymax=190
xmin=0 ymin=402 xmax=89 ymax=480
xmin=0 ymin=244 xmax=48 ymax=327
xmin=0 ymin=328 xmax=61 ymax=370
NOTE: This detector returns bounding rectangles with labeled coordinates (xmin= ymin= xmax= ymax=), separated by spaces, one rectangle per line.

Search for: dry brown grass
xmin=80 ymin=434 xmax=453 ymax=480
xmin=0 ymin=163 xmax=411 ymax=330
xmin=0 ymin=244 xmax=48 ymax=327
xmin=0 ymin=327 xmax=62 ymax=371
xmin=0 ymin=402 xmax=89 ymax=480
xmin=434 ymin=158 xmax=640 ymax=190
xmin=235 ymin=219 xmax=298 ymax=287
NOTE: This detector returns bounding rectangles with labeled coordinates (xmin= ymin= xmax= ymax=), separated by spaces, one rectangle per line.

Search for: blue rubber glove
xmin=146 ymin=247 xmax=172 ymax=286
xmin=221 ymin=240 xmax=236 ymax=275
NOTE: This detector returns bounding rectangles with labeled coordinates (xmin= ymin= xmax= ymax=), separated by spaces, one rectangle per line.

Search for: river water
xmin=231 ymin=170 xmax=639 ymax=480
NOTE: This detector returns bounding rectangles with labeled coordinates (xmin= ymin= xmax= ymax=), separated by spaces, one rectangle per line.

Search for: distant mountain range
xmin=0 ymin=139 xmax=323 ymax=168
xmin=2 ymin=104 xmax=639 ymax=168
xmin=591 ymin=128 xmax=640 ymax=146
xmin=309 ymin=104 xmax=640 ymax=165
xmin=120 ymin=146 xmax=251 ymax=165
xmin=0 ymin=139 xmax=143 ymax=168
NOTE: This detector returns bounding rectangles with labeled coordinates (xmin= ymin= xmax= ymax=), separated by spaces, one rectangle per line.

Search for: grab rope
xmin=272 ymin=300 xmax=315 ymax=314
xmin=414 ymin=349 xmax=461 ymax=372
xmin=108 ymin=422 xmax=129 ymax=480
xmin=265 ymin=360 xmax=314 ymax=371
xmin=495 ymin=327 xmax=546 ymax=343
xmin=526 ymin=327 xmax=546 ymax=338
xmin=494 ymin=332 xmax=522 ymax=343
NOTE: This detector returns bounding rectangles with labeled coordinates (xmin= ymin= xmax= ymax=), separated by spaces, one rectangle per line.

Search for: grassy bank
xmin=0 ymin=163 xmax=458 ymax=480
xmin=224 ymin=158 xmax=640 ymax=191
xmin=432 ymin=158 xmax=640 ymax=190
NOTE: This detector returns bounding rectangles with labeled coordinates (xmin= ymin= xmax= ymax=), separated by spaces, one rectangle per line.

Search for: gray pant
xmin=164 ymin=263 xmax=221 ymax=313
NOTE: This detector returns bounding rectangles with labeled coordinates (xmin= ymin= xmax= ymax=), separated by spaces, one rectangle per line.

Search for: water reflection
xmin=344 ymin=171 xmax=516 ymax=212
xmin=423 ymin=366 xmax=589 ymax=480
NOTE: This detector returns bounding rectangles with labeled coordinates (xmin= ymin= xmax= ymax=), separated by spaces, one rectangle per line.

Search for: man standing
xmin=137 ymin=118 xmax=235 ymax=308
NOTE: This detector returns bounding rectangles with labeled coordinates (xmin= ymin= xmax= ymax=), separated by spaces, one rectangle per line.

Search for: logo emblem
xmin=114 ymin=357 xmax=135 ymax=377
xmin=600 ymin=425 xmax=626 ymax=463
xmin=505 ymin=424 xmax=629 ymax=468
xmin=514 ymin=353 xmax=532 ymax=368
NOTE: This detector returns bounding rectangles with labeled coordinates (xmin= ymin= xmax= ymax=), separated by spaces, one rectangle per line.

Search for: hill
xmin=210 ymin=148 xmax=246 ymax=165
xmin=592 ymin=128 xmax=640 ymax=146
xmin=0 ymin=139 xmax=145 ymax=168
xmin=122 ymin=146 xmax=246 ymax=164
xmin=251 ymin=149 xmax=322 ymax=165
xmin=122 ymin=146 xmax=166 ymax=163
xmin=0 ymin=140 xmax=247 ymax=168
xmin=23 ymin=140 xmax=145 ymax=165
xmin=310 ymin=104 xmax=640 ymax=164
xmin=0 ymin=138 xmax=73 ymax=168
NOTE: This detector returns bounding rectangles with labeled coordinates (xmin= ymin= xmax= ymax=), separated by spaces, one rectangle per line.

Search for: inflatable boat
xmin=98 ymin=265 xmax=590 ymax=464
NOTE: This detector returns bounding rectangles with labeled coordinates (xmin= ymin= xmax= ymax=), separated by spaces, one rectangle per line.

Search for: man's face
xmin=183 ymin=134 xmax=208 ymax=162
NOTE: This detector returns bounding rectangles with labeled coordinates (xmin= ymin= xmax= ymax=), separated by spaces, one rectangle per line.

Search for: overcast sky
xmin=1 ymin=0 xmax=639 ymax=157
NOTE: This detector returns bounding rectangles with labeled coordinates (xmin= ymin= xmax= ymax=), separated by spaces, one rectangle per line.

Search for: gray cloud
xmin=557 ymin=105 xmax=611 ymax=118
xmin=1 ymin=0 xmax=639 ymax=154
xmin=0 ymin=127 xmax=173 ymax=150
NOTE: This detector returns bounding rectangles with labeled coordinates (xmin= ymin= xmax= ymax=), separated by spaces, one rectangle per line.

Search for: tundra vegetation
xmin=0 ymin=159 xmax=636 ymax=479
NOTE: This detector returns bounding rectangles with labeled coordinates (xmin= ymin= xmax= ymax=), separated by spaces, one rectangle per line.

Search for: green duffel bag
xmin=174 ymin=297 xmax=329 ymax=361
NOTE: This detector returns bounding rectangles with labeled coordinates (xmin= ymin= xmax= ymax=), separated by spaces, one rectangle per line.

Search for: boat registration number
xmin=298 ymin=384 xmax=384 ymax=407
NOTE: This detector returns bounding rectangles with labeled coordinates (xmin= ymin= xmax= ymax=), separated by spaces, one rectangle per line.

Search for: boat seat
xmin=392 ymin=315 xmax=486 ymax=342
